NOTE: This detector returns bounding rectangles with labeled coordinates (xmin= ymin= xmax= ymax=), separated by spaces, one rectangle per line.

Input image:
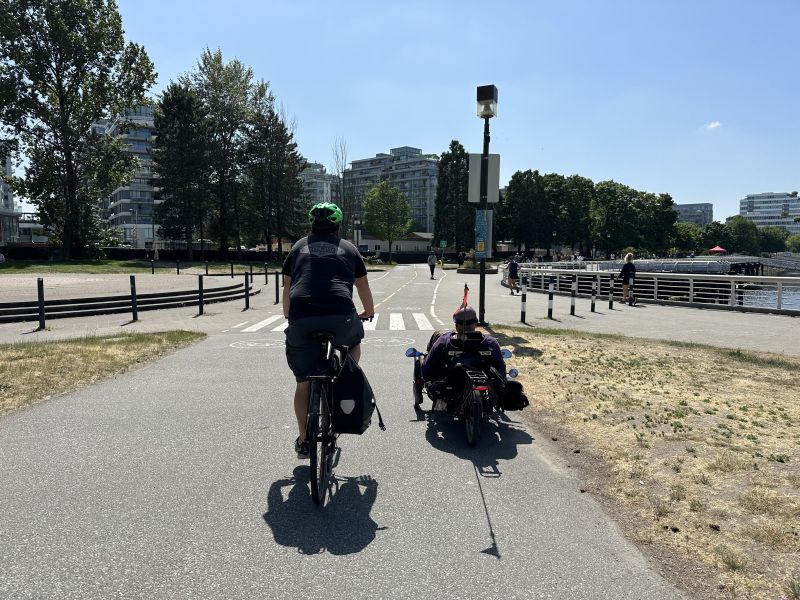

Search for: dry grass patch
xmin=491 ymin=325 xmax=800 ymax=600
xmin=0 ymin=331 xmax=206 ymax=416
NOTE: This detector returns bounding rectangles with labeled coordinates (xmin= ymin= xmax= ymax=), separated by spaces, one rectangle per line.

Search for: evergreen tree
xmin=0 ymin=0 xmax=155 ymax=258
xmin=433 ymin=140 xmax=472 ymax=251
xmin=152 ymin=82 xmax=208 ymax=260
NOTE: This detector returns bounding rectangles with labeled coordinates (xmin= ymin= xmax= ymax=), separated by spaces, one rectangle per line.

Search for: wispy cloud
xmin=703 ymin=121 xmax=722 ymax=130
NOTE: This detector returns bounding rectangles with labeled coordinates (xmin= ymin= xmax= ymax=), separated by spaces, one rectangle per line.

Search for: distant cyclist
xmin=282 ymin=202 xmax=375 ymax=458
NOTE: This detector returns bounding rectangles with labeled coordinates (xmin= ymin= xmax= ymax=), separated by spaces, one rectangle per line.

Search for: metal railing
xmin=502 ymin=267 xmax=800 ymax=314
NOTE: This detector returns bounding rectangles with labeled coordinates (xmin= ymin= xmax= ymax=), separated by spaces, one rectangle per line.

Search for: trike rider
xmin=420 ymin=305 xmax=506 ymax=406
xmin=282 ymin=202 xmax=375 ymax=459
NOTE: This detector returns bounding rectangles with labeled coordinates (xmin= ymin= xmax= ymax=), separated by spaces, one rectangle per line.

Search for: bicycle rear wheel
xmin=465 ymin=389 xmax=482 ymax=446
xmin=308 ymin=381 xmax=325 ymax=505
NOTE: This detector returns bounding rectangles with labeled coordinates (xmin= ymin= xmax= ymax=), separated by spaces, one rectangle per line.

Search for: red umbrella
xmin=708 ymin=245 xmax=727 ymax=253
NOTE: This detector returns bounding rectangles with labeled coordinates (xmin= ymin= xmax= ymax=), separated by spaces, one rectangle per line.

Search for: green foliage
xmin=363 ymin=180 xmax=411 ymax=263
xmin=700 ymin=221 xmax=733 ymax=252
xmin=786 ymin=234 xmax=800 ymax=253
xmin=725 ymin=215 xmax=760 ymax=254
xmin=504 ymin=169 xmax=550 ymax=252
xmin=0 ymin=0 xmax=155 ymax=258
xmin=152 ymin=82 xmax=209 ymax=259
xmin=757 ymin=225 xmax=788 ymax=253
xmin=672 ymin=222 xmax=703 ymax=253
xmin=433 ymin=140 xmax=472 ymax=251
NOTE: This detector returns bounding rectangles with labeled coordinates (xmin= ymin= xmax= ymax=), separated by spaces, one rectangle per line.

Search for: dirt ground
xmin=490 ymin=325 xmax=800 ymax=600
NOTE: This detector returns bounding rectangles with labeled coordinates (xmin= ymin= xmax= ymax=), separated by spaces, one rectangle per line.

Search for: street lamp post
xmin=476 ymin=84 xmax=498 ymax=326
xmin=353 ymin=218 xmax=361 ymax=250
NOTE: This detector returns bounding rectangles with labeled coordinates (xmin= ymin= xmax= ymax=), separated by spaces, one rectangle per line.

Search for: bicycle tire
xmin=413 ymin=380 xmax=424 ymax=407
xmin=465 ymin=389 xmax=482 ymax=446
xmin=308 ymin=381 xmax=324 ymax=505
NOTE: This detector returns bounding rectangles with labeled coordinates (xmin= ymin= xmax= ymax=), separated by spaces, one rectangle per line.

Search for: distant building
xmin=1 ymin=154 xmax=13 ymax=212
xmin=674 ymin=203 xmax=713 ymax=227
xmin=16 ymin=213 xmax=48 ymax=244
xmin=344 ymin=146 xmax=438 ymax=233
xmin=299 ymin=162 xmax=341 ymax=206
xmin=97 ymin=106 xmax=158 ymax=249
xmin=739 ymin=192 xmax=800 ymax=234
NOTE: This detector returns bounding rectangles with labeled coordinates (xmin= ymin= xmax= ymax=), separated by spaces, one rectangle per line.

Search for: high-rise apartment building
xmin=674 ymin=203 xmax=713 ymax=227
xmin=97 ymin=106 xmax=158 ymax=248
xmin=739 ymin=192 xmax=800 ymax=234
xmin=344 ymin=146 xmax=438 ymax=232
xmin=299 ymin=162 xmax=341 ymax=206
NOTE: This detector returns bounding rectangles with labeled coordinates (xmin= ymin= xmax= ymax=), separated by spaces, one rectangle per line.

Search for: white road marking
xmin=272 ymin=321 xmax=289 ymax=332
xmin=389 ymin=313 xmax=405 ymax=330
xmin=242 ymin=315 xmax=283 ymax=332
xmin=413 ymin=312 xmax=434 ymax=330
xmin=362 ymin=313 xmax=379 ymax=331
xmin=430 ymin=267 xmax=447 ymax=326
xmin=232 ymin=321 xmax=249 ymax=329
xmin=374 ymin=267 xmax=418 ymax=310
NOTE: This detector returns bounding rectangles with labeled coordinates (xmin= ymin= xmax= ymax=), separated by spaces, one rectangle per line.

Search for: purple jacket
xmin=422 ymin=331 xmax=506 ymax=381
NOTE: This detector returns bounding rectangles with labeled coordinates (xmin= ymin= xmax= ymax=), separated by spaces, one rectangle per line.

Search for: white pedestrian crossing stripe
xmin=226 ymin=311 xmax=438 ymax=333
xmin=389 ymin=313 xmax=405 ymax=330
xmin=412 ymin=313 xmax=434 ymax=330
xmin=242 ymin=315 xmax=283 ymax=332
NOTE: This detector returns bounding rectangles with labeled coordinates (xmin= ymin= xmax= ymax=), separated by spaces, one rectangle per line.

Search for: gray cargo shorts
xmin=285 ymin=312 xmax=364 ymax=382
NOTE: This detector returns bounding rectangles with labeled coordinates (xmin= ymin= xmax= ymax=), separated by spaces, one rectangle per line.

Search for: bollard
xmin=130 ymin=275 xmax=138 ymax=322
xmin=264 ymin=263 xmax=268 ymax=285
xmin=547 ymin=277 xmax=554 ymax=319
xmin=176 ymin=260 xmax=180 ymax=275
xmin=205 ymin=261 xmax=209 ymax=276
xmin=609 ymin=276 xmax=614 ymax=309
xmin=151 ymin=260 xmax=154 ymax=275
xmin=274 ymin=271 xmax=280 ymax=304
xmin=244 ymin=272 xmax=250 ymax=310
xmin=520 ymin=283 xmax=527 ymax=323
xmin=249 ymin=263 xmax=253 ymax=278
xmin=37 ymin=278 xmax=46 ymax=330
xmin=570 ymin=275 xmax=576 ymax=316
xmin=198 ymin=275 xmax=204 ymax=315
xmin=591 ymin=279 xmax=597 ymax=313
xmin=230 ymin=262 xmax=234 ymax=278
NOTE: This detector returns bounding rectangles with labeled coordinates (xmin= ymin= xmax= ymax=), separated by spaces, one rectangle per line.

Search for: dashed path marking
xmin=242 ymin=315 xmax=283 ymax=332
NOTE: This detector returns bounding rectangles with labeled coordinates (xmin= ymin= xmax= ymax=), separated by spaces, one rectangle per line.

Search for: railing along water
xmin=502 ymin=265 xmax=800 ymax=315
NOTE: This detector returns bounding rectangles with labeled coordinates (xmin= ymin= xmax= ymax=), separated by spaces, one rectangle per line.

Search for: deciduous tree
xmin=363 ymin=180 xmax=410 ymax=263
xmin=0 ymin=0 xmax=155 ymax=258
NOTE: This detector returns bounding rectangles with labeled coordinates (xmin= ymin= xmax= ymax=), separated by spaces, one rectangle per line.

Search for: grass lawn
xmin=0 ymin=259 xmax=285 ymax=274
xmin=490 ymin=325 xmax=800 ymax=600
xmin=0 ymin=331 xmax=206 ymax=417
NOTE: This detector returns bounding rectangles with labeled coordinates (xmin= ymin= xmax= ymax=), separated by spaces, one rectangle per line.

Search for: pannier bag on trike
xmin=332 ymin=354 xmax=385 ymax=434
xmin=502 ymin=379 xmax=529 ymax=411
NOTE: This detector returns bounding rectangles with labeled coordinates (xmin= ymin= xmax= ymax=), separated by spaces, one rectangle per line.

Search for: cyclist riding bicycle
xmin=421 ymin=305 xmax=506 ymax=409
xmin=282 ymin=202 xmax=375 ymax=459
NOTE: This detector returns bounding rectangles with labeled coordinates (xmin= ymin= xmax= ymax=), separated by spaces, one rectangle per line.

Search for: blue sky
xmin=29 ymin=0 xmax=800 ymax=219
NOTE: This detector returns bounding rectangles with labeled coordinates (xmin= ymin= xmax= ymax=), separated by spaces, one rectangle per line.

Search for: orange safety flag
xmin=461 ymin=283 xmax=469 ymax=308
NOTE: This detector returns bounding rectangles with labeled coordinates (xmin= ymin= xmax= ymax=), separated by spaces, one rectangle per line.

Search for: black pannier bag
xmin=502 ymin=380 xmax=529 ymax=411
xmin=331 ymin=354 xmax=385 ymax=434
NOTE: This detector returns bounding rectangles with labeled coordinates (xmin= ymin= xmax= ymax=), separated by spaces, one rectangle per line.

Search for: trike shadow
xmin=262 ymin=467 xmax=384 ymax=555
xmin=420 ymin=408 xmax=533 ymax=477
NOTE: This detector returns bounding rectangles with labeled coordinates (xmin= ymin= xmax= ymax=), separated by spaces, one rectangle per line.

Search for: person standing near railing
xmin=619 ymin=253 xmax=636 ymax=305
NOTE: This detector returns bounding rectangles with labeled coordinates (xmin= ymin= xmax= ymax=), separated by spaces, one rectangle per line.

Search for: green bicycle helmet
xmin=308 ymin=202 xmax=343 ymax=225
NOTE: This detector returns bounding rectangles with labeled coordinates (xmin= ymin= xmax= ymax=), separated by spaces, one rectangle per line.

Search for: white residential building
xmin=739 ymin=192 xmax=800 ymax=234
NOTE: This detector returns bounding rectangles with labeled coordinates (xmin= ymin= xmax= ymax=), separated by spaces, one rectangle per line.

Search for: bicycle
xmin=306 ymin=316 xmax=373 ymax=506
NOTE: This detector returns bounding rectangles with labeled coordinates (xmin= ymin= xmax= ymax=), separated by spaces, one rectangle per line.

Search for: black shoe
xmin=295 ymin=437 xmax=310 ymax=460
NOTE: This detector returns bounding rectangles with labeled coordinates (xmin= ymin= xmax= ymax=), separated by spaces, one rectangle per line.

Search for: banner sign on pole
xmin=475 ymin=209 xmax=488 ymax=258
xmin=468 ymin=154 xmax=500 ymax=203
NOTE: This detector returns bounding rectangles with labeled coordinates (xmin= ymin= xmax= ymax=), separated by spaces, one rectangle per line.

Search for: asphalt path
xmin=0 ymin=264 xmax=684 ymax=599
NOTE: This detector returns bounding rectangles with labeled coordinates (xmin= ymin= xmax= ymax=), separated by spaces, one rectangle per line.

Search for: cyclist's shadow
xmin=421 ymin=409 xmax=533 ymax=477
xmin=262 ymin=467 xmax=383 ymax=555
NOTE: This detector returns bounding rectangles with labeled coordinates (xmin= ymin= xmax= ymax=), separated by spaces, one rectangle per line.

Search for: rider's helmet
xmin=453 ymin=305 xmax=478 ymax=329
xmin=308 ymin=202 xmax=343 ymax=226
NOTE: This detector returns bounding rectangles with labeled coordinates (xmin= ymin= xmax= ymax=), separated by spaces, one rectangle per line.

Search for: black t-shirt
xmin=281 ymin=234 xmax=367 ymax=320
xmin=620 ymin=262 xmax=636 ymax=283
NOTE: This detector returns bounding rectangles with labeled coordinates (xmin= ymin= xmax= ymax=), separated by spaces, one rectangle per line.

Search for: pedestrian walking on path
xmin=618 ymin=253 xmax=636 ymax=305
xmin=427 ymin=251 xmax=437 ymax=279
xmin=507 ymin=257 xmax=520 ymax=295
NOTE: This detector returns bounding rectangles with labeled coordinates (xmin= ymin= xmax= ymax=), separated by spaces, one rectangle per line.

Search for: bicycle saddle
xmin=310 ymin=330 xmax=336 ymax=342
